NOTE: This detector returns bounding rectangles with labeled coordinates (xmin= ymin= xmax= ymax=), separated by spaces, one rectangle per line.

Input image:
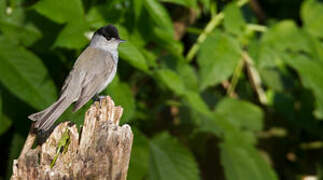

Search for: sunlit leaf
xmin=224 ymin=3 xmax=246 ymax=36
xmin=261 ymin=21 xmax=311 ymax=53
xmin=301 ymin=0 xmax=323 ymax=38
xmin=198 ymin=31 xmax=241 ymax=90
xmin=33 ymin=0 xmax=84 ymax=23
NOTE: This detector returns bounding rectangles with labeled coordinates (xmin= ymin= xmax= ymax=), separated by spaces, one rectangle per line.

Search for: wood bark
xmin=11 ymin=96 xmax=133 ymax=180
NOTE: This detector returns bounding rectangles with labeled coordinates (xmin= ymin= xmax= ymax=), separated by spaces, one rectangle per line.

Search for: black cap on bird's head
xmin=95 ymin=24 xmax=124 ymax=42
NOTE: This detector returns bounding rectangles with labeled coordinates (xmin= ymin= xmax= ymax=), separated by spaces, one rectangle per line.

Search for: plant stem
xmin=185 ymin=0 xmax=249 ymax=62
xmin=242 ymin=51 xmax=268 ymax=105
xmin=246 ymin=24 xmax=267 ymax=32
xmin=227 ymin=58 xmax=244 ymax=97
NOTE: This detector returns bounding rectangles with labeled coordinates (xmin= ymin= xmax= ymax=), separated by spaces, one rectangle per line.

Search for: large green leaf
xmin=215 ymin=98 xmax=263 ymax=131
xmin=223 ymin=3 xmax=246 ymax=36
xmin=198 ymin=31 xmax=241 ymax=90
xmin=220 ymin=139 xmax=278 ymax=180
xmin=33 ymin=0 xmax=84 ymax=23
xmin=301 ymin=0 xmax=323 ymax=38
xmin=149 ymin=132 xmax=200 ymax=180
xmin=119 ymin=41 xmax=149 ymax=72
xmin=0 ymin=37 xmax=57 ymax=110
xmin=128 ymin=129 xmax=150 ymax=180
xmin=34 ymin=0 xmax=88 ymax=49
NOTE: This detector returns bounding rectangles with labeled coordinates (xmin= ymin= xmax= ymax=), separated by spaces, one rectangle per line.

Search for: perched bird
xmin=29 ymin=25 xmax=125 ymax=131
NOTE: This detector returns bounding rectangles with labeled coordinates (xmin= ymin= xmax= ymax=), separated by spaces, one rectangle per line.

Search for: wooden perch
xmin=11 ymin=96 xmax=133 ymax=180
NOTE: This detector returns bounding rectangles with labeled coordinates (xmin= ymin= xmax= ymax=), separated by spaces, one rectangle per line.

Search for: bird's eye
xmin=106 ymin=37 xmax=111 ymax=40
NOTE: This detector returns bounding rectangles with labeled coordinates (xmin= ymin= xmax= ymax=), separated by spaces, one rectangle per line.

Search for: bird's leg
xmin=92 ymin=94 xmax=106 ymax=106
xmin=92 ymin=94 xmax=100 ymax=102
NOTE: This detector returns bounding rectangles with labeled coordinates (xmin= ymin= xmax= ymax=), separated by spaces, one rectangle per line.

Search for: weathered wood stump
xmin=11 ymin=96 xmax=133 ymax=180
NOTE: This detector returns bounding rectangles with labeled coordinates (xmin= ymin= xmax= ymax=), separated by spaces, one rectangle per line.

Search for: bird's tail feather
xmin=28 ymin=97 xmax=71 ymax=131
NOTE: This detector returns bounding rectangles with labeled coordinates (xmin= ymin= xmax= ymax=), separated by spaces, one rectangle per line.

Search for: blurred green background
xmin=1 ymin=0 xmax=323 ymax=179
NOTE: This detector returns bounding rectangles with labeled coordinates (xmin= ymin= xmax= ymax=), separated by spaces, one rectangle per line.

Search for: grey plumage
xmin=28 ymin=25 xmax=122 ymax=131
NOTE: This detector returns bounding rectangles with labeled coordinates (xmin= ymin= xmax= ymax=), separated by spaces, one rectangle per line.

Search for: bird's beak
xmin=118 ymin=39 xmax=126 ymax=43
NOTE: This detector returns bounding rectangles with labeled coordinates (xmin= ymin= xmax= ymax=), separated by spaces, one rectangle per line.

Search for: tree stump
xmin=11 ymin=96 xmax=133 ymax=180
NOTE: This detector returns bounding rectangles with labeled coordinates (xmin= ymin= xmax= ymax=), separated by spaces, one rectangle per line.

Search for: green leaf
xmin=156 ymin=69 xmax=186 ymax=95
xmin=301 ymin=0 xmax=323 ymax=38
xmin=215 ymin=98 xmax=263 ymax=131
xmin=199 ymin=112 xmax=238 ymax=137
xmin=160 ymin=0 xmax=197 ymax=8
xmin=284 ymin=54 xmax=323 ymax=119
xmin=53 ymin=21 xmax=88 ymax=49
xmin=183 ymin=91 xmax=210 ymax=115
xmin=198 ymin=31 xmax=241 ymax=90
xmin=33 ymin=0 xmax=84 ymax=23
xmin=177 ymin=64 xmax=199 ymax=92
xmin=106 ymin=76 xmax=135 ymax=123
xmin=128 ymin=129 xmax=150 ymax=180
xmin=262 ymin=21 xmax=311 ymax=53
xmin=119 ymin=41 xmax=149 ymax=72
xmin=144 ymin=0 xmax=174 ymax=35
xmin=0 ymin=37 xmax=57 ymax=110
xmin=220 ymin=139 xmax=278 ymax=180
xmin=149 ymin=132 xmax=200 ymax=180
xmin=223 ymin=3 xmax=246 ymax=36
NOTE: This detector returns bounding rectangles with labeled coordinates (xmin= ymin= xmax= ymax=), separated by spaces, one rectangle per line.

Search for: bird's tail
xmin=28 ymin=96 xmax=71 ymax=131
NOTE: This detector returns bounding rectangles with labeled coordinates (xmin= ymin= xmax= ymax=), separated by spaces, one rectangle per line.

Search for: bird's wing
xmin=72 ymin=49 xmax=115 ymax=112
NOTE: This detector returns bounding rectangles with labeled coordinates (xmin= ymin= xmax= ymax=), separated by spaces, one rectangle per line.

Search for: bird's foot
xmin=92 ymin=94 xmax=106 ymax=102
xmin=92 ymin=94 xmax=106 ymax=107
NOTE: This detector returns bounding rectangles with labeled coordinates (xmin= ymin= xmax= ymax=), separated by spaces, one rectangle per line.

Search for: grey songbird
xmin=28 ymin=25 xmax=124 ymax=131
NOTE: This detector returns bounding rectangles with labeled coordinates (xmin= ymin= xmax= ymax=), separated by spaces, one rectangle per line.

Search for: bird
xmin=28 ymin=24 xmax=125 ymax=131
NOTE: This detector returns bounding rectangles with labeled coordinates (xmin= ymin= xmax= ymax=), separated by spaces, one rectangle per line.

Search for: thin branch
xmin=227 ymin=58 xmax=245 ymax=98
xmin=242 ymin=51 xmax=268 ymax=105
xmin=185 ymin=0 xmax=249 ymax=62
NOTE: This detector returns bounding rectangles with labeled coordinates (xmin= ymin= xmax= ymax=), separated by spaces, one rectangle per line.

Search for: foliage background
xmin=1 ymin=0 xmax=323 ymax=179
